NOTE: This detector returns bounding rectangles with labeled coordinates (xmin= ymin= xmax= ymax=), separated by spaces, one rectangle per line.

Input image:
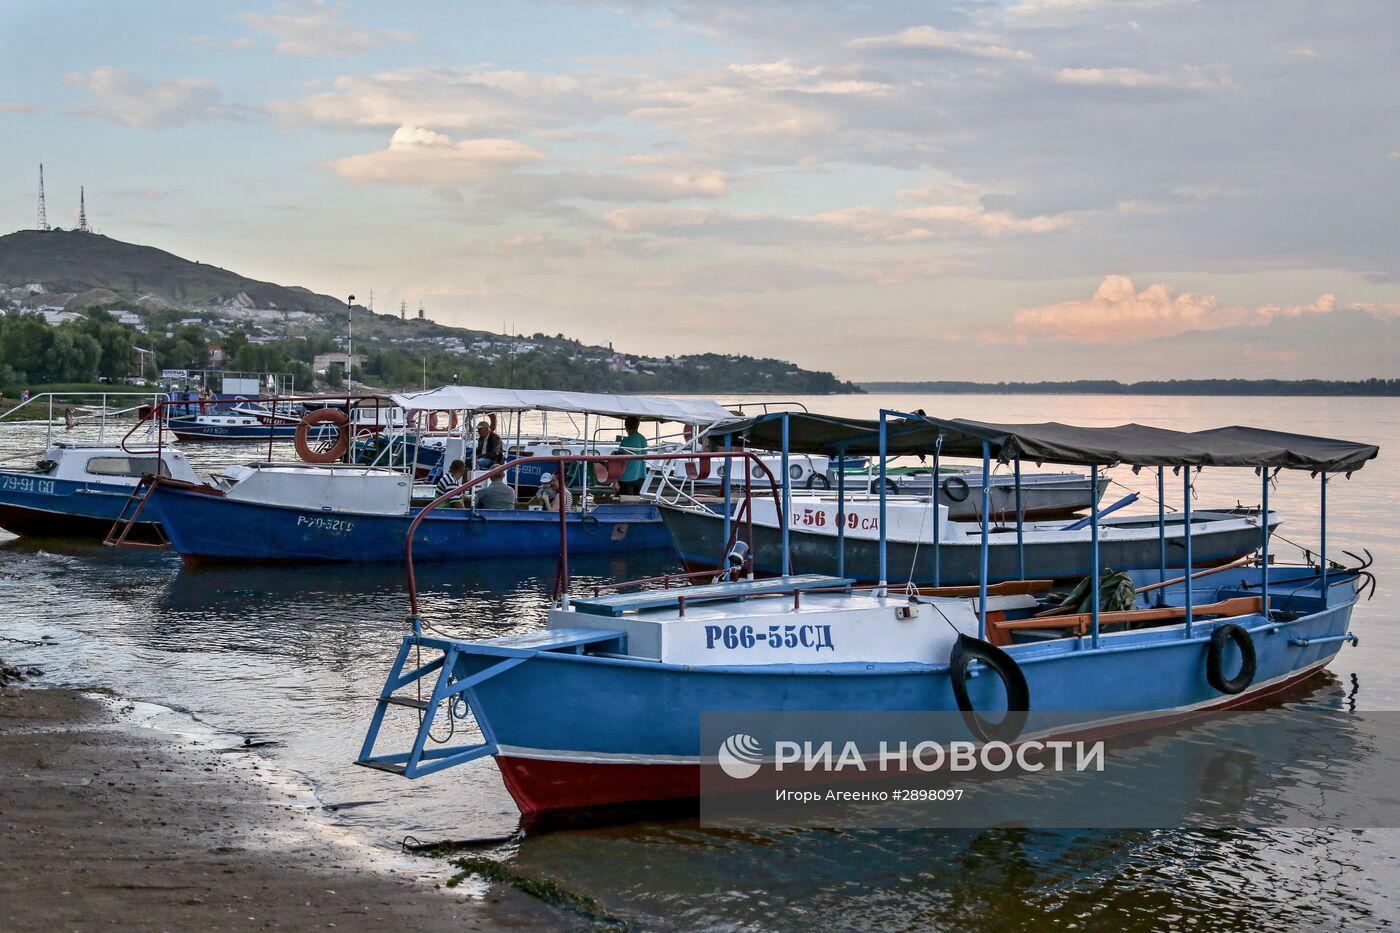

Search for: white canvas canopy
xmin=388 ymin=386 xmax=734 ymax=425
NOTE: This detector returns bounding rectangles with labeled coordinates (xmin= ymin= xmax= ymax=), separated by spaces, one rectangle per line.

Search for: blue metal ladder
xmin=356 ymin=628 xmax=625 ymax=778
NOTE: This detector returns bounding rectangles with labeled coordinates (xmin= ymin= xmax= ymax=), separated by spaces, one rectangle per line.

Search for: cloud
xmin=849 ymin=26 xmax=1033 ymax=61
xmin=1009 ymin=275 xmax=1338 ymax=342
xmin=1009 ymin=0 xmax=1183 ymax=19
xmin=64 ymin=68 xmax=239 ymax=127
xmin=327 ymin=125 xmax=548 ymax=190
xmin=811 ymin=183 xmax=1075 ymax=240
xmin=483 ymin=168 xmax=728 ymax=207
xmin=633 ymin=258 xmax=862 ymax=293
xmin=1054 ymin=66 xmax=1230 ymax=91
xmin=267 ymin=67 xmax=589 ymax=134
xmin=500 ymin=233 xmax=615 ymax=258
xmin=235 ymin=1 xmax=412 ymax=56
xmin=271 ymin=59 xmax=894 ymax=159
xmin=0 ymin=103 xmax=36 ymax=113
xmin=602 ymin=181 xmax=1076 ymax=244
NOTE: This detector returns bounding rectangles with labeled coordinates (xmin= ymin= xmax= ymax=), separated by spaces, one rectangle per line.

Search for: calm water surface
xmin=2 ymin=394 xmax=1398 ymax=929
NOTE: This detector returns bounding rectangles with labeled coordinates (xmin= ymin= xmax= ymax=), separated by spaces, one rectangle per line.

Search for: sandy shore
xmin=0 ymin=685 xmax=563 ymax=931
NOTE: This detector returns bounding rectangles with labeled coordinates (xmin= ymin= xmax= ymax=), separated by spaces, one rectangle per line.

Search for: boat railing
xmin=0 ymin=390 xmax=169 ymax=453
xmin=720 ymin=400 xmax=811 ymax=416
xmin=406 ymin=450 xmax=784 ymax=616
xmin=119 ymin=392 xmax=395 ymax=460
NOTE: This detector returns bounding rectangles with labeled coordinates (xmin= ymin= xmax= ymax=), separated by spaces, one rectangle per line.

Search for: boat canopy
xmin=719 ymin=413 xmax=1379 ymax=474
xmin=388 ymin=386 xmax=735 ymax=424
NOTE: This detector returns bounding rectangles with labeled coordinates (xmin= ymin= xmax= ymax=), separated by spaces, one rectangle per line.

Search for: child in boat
xmin=530 ymin=472 xmax=573 ymax=512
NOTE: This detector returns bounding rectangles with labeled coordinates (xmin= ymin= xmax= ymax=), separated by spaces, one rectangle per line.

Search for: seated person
xmin=474 ymin=419 xmax=504 ymax=468
xmin=437 ymin=459 xmax=467 ymax=494
xmin=529 ymin=472 xmax=573 ymax=512
xmin=475 ymin=475 xmax=517 ymax=509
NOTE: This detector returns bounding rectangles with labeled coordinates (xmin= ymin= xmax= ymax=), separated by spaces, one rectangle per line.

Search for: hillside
xmin=0 ymin=228 xmax=861 ymax=394
xmin=0 ymin=229 xmax=345 ymax=317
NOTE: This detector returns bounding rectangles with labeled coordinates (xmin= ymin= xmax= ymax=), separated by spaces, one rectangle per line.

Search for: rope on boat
xmin=1110 ymin=477 xmax=1178 ymax=512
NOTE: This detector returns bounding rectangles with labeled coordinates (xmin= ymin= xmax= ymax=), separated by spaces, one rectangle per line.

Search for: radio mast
xmin=37 ymin=164 xmax=50 ymax=231
xmin=78 ymin=186 xmax=90 ymax=232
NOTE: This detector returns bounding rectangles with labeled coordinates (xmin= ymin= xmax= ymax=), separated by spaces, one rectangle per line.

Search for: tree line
xmin=861 ymin=379 xmax=1400 ymax=396
xmin=0 ymin=308 xmax=860 ymax=395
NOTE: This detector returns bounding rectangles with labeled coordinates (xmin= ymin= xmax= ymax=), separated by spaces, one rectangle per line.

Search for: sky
xmin=1 ymin=0 xmax=1397 ymax=382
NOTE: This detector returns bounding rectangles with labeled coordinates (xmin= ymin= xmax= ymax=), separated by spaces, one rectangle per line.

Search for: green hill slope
xmin=0 ymin=229 xmax=344 ymax=315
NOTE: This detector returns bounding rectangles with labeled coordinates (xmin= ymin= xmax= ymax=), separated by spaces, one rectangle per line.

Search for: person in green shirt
xmin=616 ymin=416 xmax=648 ymax=495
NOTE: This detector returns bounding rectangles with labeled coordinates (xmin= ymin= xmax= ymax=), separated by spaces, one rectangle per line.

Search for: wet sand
xmin=0 ymin=685 xmax=561 ymax=931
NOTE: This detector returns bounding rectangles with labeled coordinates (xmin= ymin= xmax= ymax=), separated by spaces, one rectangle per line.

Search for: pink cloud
xmin=1007 ymin=275 xmax=1337 ymax=343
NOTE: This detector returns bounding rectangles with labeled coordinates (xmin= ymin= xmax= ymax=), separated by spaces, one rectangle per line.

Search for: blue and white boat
xmin=356 ymin=414 xmax=1378 ymax=819
xmin=127 ymin=386 xmax=736 ymax=564
xmin=0 ymin=443 xmax=202 ymax=541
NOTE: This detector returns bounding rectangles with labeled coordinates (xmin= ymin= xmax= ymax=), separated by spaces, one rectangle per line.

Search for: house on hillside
xmin=312 ymin=351 xmax=367 ymax=374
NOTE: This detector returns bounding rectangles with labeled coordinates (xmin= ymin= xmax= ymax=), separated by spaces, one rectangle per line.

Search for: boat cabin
xmin=31 ymin=444 xmax=201 ymax=486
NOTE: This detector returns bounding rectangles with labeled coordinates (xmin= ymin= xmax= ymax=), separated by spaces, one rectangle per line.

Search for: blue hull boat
xmin=358 ymin=566 xmax=1358 ymax=816
xmin=0 ymin=474 xmax=153 ymax=538
xmin=142 ymin=480 xmax=670 ymax=563
xmin=356 ymin=414 xmax=1379 ymax=821
xmin=0 ymin=445 xmax=202 ymax=541
xmin=166 ymin=415 xmax=334 ymax=442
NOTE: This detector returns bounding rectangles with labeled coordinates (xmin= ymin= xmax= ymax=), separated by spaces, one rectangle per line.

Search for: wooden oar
xmin=1133 ymin=555 xmax=1254 ymax=594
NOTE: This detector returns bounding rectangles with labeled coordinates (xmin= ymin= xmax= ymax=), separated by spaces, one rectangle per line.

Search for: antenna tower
xmin=417 ymin=300 xmax=424 ymax=320
xmin=398 ymin=299 xmax=407 ymax=320
xmin=78 ymin=186 xmax=90 ymax=232
xmin=37 ymin=164 xmax=50 ymax=231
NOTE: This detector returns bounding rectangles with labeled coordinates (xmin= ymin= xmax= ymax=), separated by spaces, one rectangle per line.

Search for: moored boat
xmin=355 ymin=414 xmax=1378 ymax=820
xmin=121 ymin=385 xmax=736 ymax=564
xmin=657 ymin=494 xmax=1276 ymax=586
xmin=0 ymin=443 xmax=201 ymax=540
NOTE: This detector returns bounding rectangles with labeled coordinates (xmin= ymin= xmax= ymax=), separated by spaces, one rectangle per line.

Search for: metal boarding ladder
xmin=103 ymin=474 xmax=168 ymax=549
xmin=356 ymin=628 xmax=626 ymax=778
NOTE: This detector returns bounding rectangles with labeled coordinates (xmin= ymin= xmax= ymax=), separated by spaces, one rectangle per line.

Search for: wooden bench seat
xmin=989 ymin=596 xmax=1264 ymax=647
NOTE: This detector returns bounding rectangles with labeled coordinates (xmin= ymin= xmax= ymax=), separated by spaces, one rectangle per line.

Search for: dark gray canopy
xmin=717 ymin=413 xmax=1378 ymax=473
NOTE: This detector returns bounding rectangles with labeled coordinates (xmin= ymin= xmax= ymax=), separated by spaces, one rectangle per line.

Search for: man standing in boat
xmin=474 ymin=419 xmax=504 ymax=468
xmin=615 ymin=416 xmax=648 ymax=496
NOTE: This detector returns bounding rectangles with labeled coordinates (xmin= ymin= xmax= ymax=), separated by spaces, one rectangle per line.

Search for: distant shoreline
xmin=860 ymin=379 xmax=1400 ymax=397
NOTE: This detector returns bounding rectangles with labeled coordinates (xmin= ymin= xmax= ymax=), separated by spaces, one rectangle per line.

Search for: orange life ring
xmin=295 ymin=408 xmax=349 ymax=463
xmin=428 ymin=410 xmax=458 ymax=432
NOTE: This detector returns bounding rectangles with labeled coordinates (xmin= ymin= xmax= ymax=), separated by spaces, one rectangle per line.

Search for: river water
xmin=2 ymin=394 xmax=1397 ymax=929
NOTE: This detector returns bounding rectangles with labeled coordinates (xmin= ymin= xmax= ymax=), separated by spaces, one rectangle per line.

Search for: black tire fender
xmin=948 ymin=634 xmax=1031 ymax=743
xmin=1206 ymin=623 xmax=1256 ymax=695
xmin=941 ymin=474 xmax=971 ymax=503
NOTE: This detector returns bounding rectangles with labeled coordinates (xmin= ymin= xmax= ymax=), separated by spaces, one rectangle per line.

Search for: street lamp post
xmin=346 ymin=294 xmax=356 ymax=395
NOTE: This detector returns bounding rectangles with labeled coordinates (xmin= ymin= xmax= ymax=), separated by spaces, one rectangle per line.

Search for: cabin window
xmin=550 ymin=448 xmax=572 ymax=456
xmin=86 ymin=457 xmax=172 ymax=479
